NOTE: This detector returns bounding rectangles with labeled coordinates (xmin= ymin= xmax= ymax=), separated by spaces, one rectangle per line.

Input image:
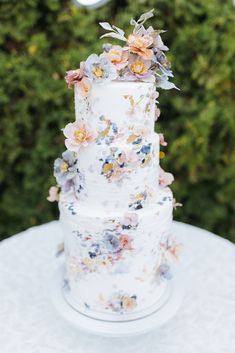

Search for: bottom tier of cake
xmin=59 ymin=187 xmax=178 ymax=319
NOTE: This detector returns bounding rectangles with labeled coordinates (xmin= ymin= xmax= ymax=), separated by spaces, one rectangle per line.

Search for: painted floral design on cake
xmin=154 ymin=233 xmax=181 ymax=281
xmin=99 ymin=291 xmax=137 ymax=313
xmin=128 ymin=190 xmax=148 ymax=210
xmin=96 ymin=115 xmax=123 ymax=145
xmin=123 ymin=87 xmax=157 ymax=118
xmin=67 ymin=213 xmax=139 ymax=278
xmin=99 ymin=142 xmax=154 ymax=184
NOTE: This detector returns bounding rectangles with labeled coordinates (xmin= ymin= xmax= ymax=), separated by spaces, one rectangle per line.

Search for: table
xmin=0 ymin=221 xmax=235 ymax=353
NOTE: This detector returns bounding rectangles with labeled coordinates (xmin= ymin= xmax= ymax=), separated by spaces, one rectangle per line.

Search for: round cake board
xmin=50 ymin=266 xmax=184 ymax=338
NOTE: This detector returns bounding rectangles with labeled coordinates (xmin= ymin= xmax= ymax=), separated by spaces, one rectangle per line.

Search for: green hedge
xmin=0 ymin=0 xmax=234 ymax=241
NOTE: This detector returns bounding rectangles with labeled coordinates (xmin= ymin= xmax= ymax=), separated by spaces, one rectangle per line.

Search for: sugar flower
xmin=47 ymin=186 xmax=60 ymax=202
xmin=124 ymin=56 xmax=155 ymax=82
xmin=84 ymin=53 xmax=117 ymax=83
xmin=65 ymin=64 xmax=84 ymax=88
xmin=127 ymin=34 xmax=153 ymax=60
xmin=155 ymin=108 xmax=161 ymax=121
xmin=153 ymin=53 xmax=173 ymax=78
xmin=105 ymin=45 xmax=129 ymax=70
xmin=121 ymin=295 xmax=137 ymax=311
xmin=159 ymin=133 xmax=167 ymax=146
xmin=102 ymin=43 xmax=113 ymax=52
xmin=76 ymin=77 xmax=92 ymax=96
xmin=54 ymin=150 xmax=77 ymax=190
xmin=159 ymin=167 xmax=174 ymax=187
xmin=153 ymin=33 xmax=169 ymax=52
xmin=63 ymin=121 xmax=95 ymax=153
xmin=95 ymin=10 xmax=178 ymax=90
xmin=65 ymin=62 xmax=91 ymax=96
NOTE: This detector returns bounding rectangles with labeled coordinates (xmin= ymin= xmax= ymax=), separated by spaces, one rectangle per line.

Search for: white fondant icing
xmin=60 ymin=81 xmax=174 ymax=316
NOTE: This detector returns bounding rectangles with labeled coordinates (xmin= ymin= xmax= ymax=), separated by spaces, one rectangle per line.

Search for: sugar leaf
xmin=137 ymin=9 xmax=155 ymax=24
xmin=130 ymin=18 xmax=137 ymax=26
xmin=99 ymin=22 xmax=113 ymax=31
xmin=157 ymin=78 xmax=180 ymax=90
xmin=100 ymin=32 xmax=127 ymax=41
xmin=112 ymin=25 xmax=125 ymax=37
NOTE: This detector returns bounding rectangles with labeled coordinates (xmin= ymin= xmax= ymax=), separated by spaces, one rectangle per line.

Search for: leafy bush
xmin=0 ymin=0 xmax=234 ymax=241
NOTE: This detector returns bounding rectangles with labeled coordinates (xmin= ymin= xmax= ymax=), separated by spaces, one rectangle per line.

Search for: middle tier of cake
xmin=75 ymin=133 xmax=160 ymax=212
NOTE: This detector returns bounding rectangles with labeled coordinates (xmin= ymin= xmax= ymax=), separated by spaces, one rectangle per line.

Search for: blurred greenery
xmin=0 ymin=0 xmax=234 ymax=242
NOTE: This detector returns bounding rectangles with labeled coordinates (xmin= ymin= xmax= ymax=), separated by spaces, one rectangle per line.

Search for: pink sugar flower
xmin=159 ymin=167 xmax=174 ymax=187
xmin=159 ymin=133 xmax=167 ymax=146
xmin=65 ymin=69 xmax=83 ymax=88
xmin=63 ymin=121 xmax=95 ymax=153
xmin=106 ymin=45 xmax=129 ymax=70
xmin=155 ymin=108 xmax=161 ymax=121
xmin=119 ymin=234 xmax=132 ymax=250
xmin=124 ymin=55 xmax=155 ymax=82
xmin=65 ymin=62 xmax=85 ymax=87
xmin=47 ymin=186 xmax=60 ymax=202
xmin=65 ymin=62 xmax=91 ymax=96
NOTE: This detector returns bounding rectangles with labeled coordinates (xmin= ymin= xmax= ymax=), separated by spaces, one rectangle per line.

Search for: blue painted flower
xmin=104 ymin=231 xmax=120 ymax=251
xmin=88 ymin=243 xmax=101 ymax=258
xmin=84 ymin=54 xmax=117 ymax=84
xmin=140 ymin=143 xmax=151 ymax=155
xmin=54 ymin=150 xmax=77 ymax=190
xmin=158 ymin=264 xmax=172 ymax=280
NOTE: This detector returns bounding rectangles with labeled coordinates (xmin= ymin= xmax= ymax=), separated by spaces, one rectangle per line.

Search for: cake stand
xmin=51 ymin=264 xmax=184 ymax=337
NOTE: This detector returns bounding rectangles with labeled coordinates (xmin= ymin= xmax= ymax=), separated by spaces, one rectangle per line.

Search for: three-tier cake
xmin=48 ymin=9 xmax=180 ymax=321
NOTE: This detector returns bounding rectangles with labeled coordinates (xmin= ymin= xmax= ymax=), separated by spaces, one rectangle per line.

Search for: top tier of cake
xmin=73 ymin=81 xmax=160 ymax=213
xmin=75 ymin=81 xmax=156 ymax=141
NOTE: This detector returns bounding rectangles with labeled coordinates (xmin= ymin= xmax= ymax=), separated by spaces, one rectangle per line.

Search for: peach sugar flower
xmin=47 ymin=186 xmax=60 ymax=202
xmin=63 ymin=121 xmax=95 ymax=153
xmin=127 ymin=34 xmax=153 ymax=60
xmin=106 ymin=45 xmax=129 ymax=70
xmin=130 ymin=59 xmax=149 ymax=75
xmin=76 ymin=77 xmax=91 ymax=97
xmin=65 ymin=62 xmax=91 ymax=96
xmin=122 ymin=295 xmax=137 ymax=311
xmin=159 ymin=167 xmax=174 ymax=187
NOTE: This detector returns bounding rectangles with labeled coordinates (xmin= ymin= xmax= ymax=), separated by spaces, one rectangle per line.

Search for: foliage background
xmin=0 ymin=0 xmax=234 ymax=242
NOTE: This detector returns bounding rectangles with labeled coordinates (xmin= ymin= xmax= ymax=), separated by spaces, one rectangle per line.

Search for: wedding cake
xmin=48 ymin=10 xmax=181 ymax=320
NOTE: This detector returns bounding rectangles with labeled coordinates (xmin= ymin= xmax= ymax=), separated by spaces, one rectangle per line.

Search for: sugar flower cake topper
xmin=65 ymin=9 xmax=178 ymax=95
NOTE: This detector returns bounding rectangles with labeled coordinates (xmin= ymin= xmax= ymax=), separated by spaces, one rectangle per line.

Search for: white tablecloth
xmin=0 ymin=221 xmax=235 ymax=353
